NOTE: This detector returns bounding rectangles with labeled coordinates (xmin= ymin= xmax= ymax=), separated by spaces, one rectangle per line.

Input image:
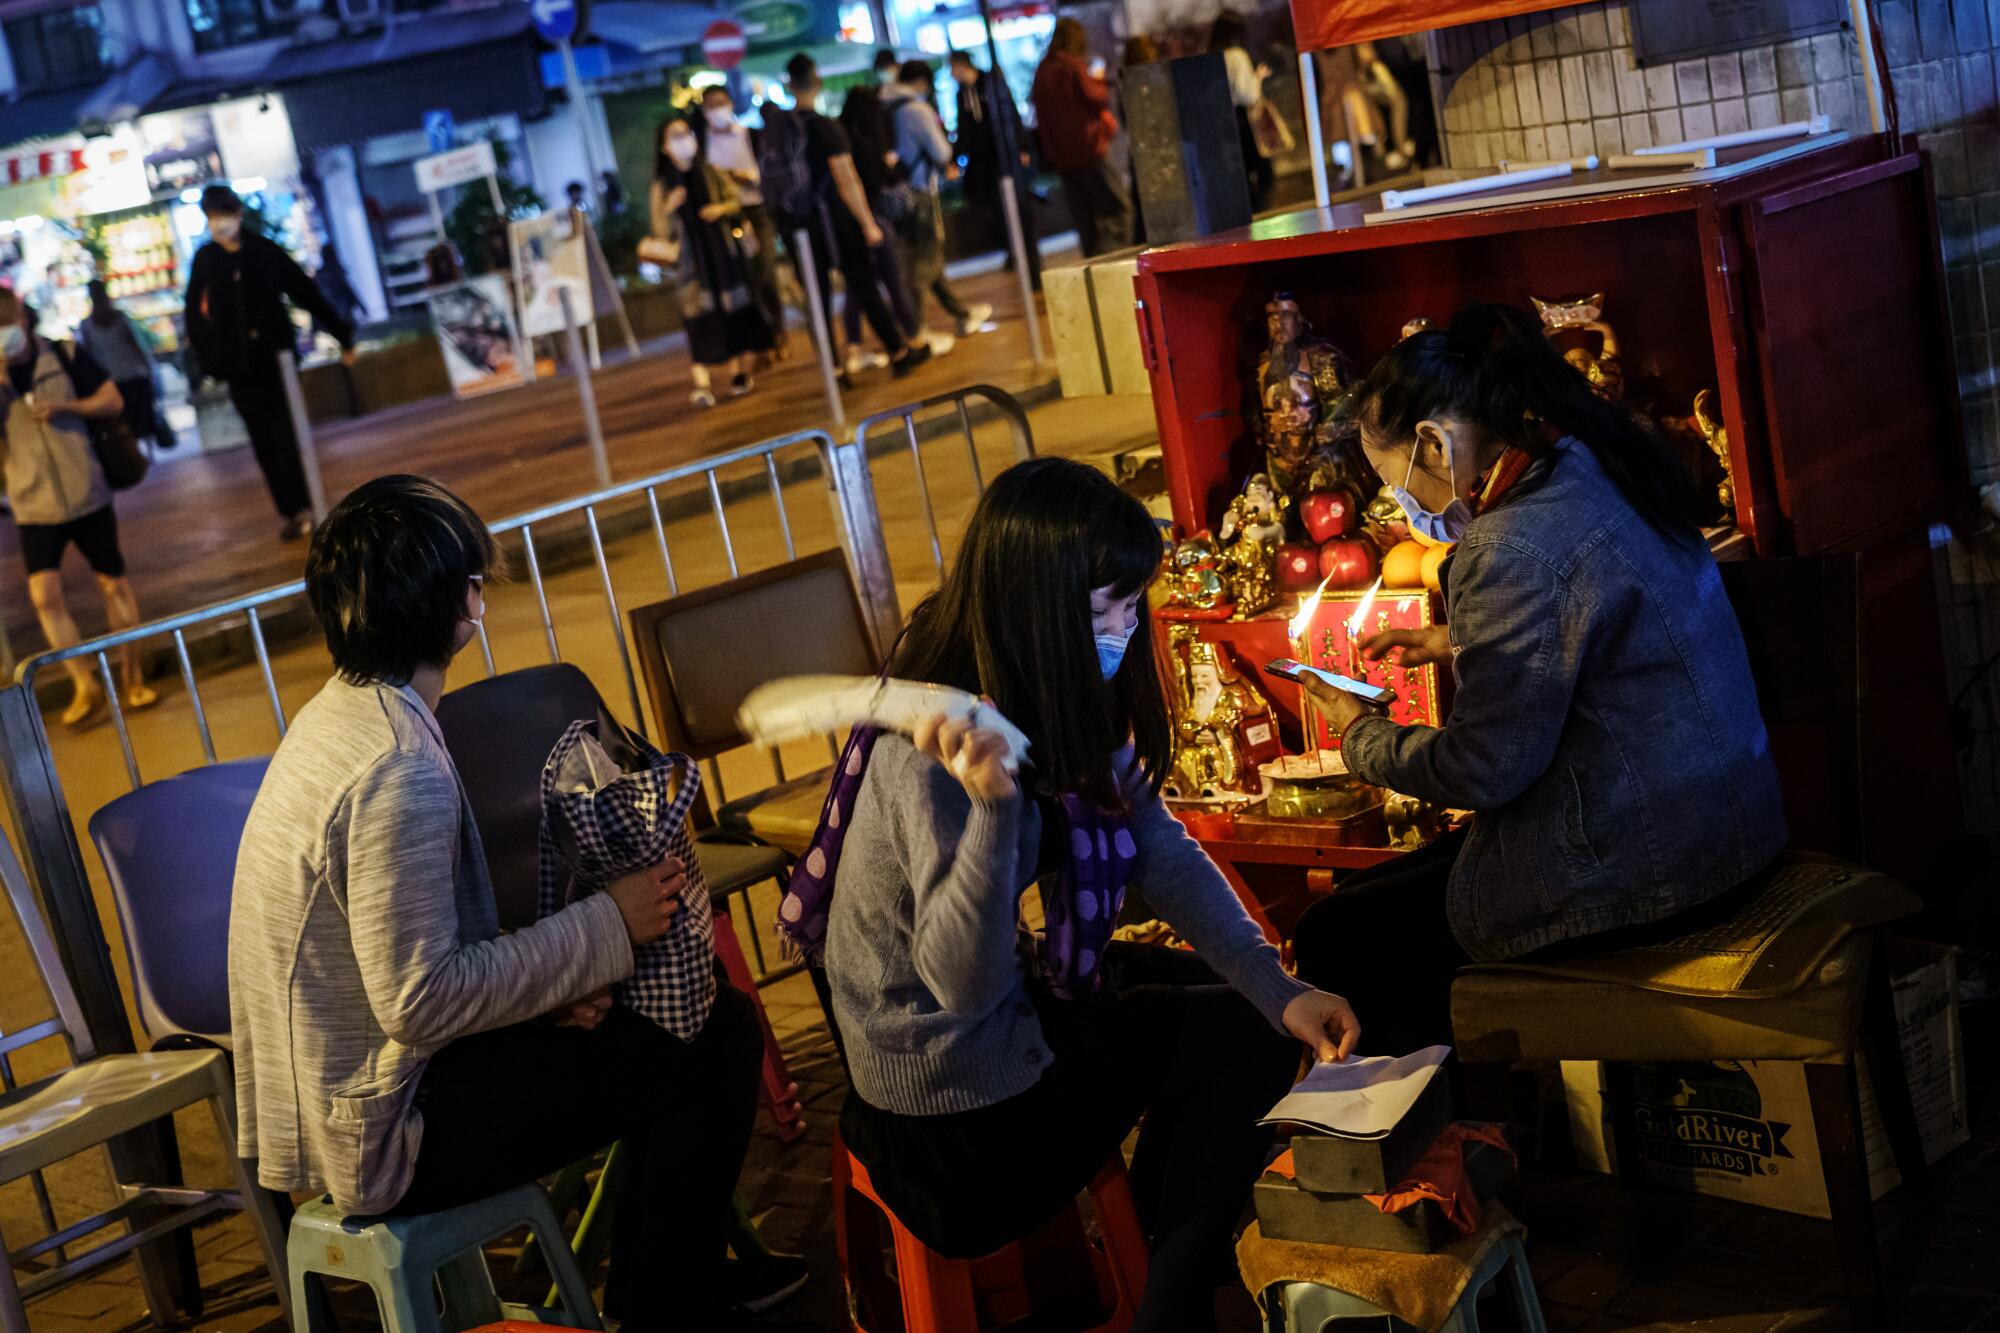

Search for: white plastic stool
xmin=1263 ymin=1230 xmax=1547 ymax=1333
xmin=287 ymin=1182 xmax=601 ymax=1332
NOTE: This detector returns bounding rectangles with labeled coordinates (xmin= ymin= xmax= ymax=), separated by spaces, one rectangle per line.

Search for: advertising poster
xmin=510 ymin=210 xmax=594 ymax=338
xmin=139 ymin=109 xmax=223 ymax=198
xmin=431 ymin=274 xmax=525 ymax=398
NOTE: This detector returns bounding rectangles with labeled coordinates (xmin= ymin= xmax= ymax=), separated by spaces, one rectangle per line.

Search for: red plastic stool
xmin=832 ymin=1134 xmax=1150 ymax=1333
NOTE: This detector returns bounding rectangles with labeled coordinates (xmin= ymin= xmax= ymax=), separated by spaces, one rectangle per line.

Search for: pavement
xmin=4 ymin=260 xmax=2000 ymax=1332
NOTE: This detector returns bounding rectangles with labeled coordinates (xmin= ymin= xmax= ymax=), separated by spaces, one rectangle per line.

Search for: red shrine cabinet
xmin=1134 ymin=134 xmax=1971 ymax=931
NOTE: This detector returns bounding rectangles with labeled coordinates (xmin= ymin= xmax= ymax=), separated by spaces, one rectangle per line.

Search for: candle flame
xmin=1288 ymin=571 xmax=1338 ymax=642
xmin=1345 ymin=576 xmax=1384 ymax=637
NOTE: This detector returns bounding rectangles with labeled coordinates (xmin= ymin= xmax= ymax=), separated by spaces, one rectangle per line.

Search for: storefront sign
xmin=4 ymin=148 xmax=85 ymax=185
xmin=71 ymin=128 xmax=151 ymax=216
xmin=431 ymin=274 xmax=526 ymax=398
xmin=413 ymin=140 xmax=499 ymax=193
xmin=138 ymin=108 xmax=223 ymax=198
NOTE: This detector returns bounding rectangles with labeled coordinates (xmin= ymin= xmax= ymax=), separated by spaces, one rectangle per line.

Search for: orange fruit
xmin=1420 ymin=542 xmax=1452 ymax=591
xmin=1382 ymin=540 xmax=1426 ymax=588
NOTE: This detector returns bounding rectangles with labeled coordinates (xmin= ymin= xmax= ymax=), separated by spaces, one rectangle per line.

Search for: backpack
xmin=49 ymin=341 xmax=148 ymax=490
xmin=756 ymin=105 xmax=815 ymax=224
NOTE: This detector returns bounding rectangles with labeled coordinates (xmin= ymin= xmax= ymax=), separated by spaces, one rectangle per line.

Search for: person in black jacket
xmin=184 ymin=185 xmax=356 ymax=542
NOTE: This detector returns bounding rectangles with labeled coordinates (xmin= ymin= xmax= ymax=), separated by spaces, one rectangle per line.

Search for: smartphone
xmin=1265 ymin=658 xmax=1398 ymax=707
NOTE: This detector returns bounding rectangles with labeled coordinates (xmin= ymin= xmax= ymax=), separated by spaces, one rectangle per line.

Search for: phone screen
xmin=1265 ymin=658 xmax=1397 ymax=706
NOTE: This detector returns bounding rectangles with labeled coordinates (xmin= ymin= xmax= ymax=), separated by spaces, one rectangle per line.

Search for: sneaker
xmin=891 ymin=343 xmax=934 ymax=378
xmin=955 ymin=303 xmax=994 ymax=337
xmin=731 ymin=372 xmax=754 ymax=397
xmin=724 ymin=1252 xmax=810 ymax=1315
xmin=844 ymin=346 xmax=888 ymax=376
xmin=279 ymin=513 xmax=314 ymax=543
xmin=924 ymin=329 xmax=956 ymax=357
xmin=691 ymin=387 xmax=717 ymax=409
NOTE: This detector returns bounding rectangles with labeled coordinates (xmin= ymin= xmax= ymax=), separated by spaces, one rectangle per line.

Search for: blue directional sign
xmin=529 ymin=0 xmax=578 ymax=44
xmin=423 ymin=109 xmax=454 ymax=153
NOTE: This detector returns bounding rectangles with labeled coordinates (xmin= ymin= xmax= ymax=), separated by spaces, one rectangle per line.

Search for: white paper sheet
xmin=1257 ymin=1045 xmax=1451 ymax=1139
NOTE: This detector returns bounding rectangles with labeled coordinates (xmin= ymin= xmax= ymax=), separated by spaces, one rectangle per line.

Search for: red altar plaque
xmin=1297 ymin=588 xmax=1446 ymax=749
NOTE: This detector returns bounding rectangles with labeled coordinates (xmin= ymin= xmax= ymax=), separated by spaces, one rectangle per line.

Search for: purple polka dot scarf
xmin=777 ymin=727 xmax=1139 ymax=999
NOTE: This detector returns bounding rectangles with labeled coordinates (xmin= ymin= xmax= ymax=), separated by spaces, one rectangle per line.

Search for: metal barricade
xmin=0 ymin=388 xmax=1035 ymax=1057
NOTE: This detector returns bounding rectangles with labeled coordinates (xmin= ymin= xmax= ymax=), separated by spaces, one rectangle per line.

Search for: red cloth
xmin=1029 ymin=54 xmax=1118 ymax=171
xmin=1363 ymin=1123 xmax=1514 ymax=1236
xmin=1289 ymin=0 xmax=1573 ymax=53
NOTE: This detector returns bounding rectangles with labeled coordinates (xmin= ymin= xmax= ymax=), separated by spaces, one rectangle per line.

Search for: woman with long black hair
xmin=1292 ymin=302 xmax=1786 ymax=1057
xmin=782 ymin=457 xmax=1359 ymax=1332
xmin=648 ymin=117 xmax=773 ymax=407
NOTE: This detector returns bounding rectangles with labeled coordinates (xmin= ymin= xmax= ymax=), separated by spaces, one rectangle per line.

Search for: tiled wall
xmin=1427 ymin=2 xmax=2000 ymax=859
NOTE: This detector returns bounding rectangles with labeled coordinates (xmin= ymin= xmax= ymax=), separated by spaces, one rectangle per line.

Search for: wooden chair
xmin=629 ymin=548 xmax=883 ymax=864
xmin=1449 ymin=554 xmax=1931 ymax=1326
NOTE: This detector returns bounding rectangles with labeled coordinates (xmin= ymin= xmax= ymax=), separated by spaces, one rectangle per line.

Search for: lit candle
xmin=1345 ymin=577 xmax=1383 ymax=690
xmin=1289 ymin=572 xmax=1336 ymax=765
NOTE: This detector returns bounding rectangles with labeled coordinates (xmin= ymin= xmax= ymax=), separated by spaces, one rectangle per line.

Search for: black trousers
xmin=1292 ymin=827 xmax=1774 ymax=1059
xmin=1057 ymin=160 xmax=1132 ymax=259
xmin=840 ymin=943 xmax=1297 ymax=1332
xmin=787 ymin=213 xmax=908 ymax=357
xmin=390 ymin=986 xmax=763 ymax=1327
xmin=116 ymin=376 xmax=157 ymax=445
xmin=227 ymin=360 xmax=311 ymax=518
xmin=1235 ymin=108 xmax=1274 ymax=213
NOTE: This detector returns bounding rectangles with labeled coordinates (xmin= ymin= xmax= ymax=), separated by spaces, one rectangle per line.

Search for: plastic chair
xmin=1260 ymin=1230 xmax=1546 ymax=1333
xmin=833 ymin=1135 xmax=1150 ymax=1333
xmin=89 ymin=757 xmax=271 ymax=1047
xmin=287 ymin=1183 xmax=599 ymax=1332
xmin=629 ymin=549 xmax=883 ymax=863
xmin=436 ymin=661 xmax=804 ymax=1140
xmin=0 ymin=819 xmax=290 ymax=1333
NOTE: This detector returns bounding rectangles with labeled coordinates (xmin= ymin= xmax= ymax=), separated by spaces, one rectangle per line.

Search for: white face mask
xmin=666 ymin=135 xmax=697 ymax=168
xmin=1393 ymin=432 xmax=1474 ymax=544
xmin=0 ymin=325 xmax=26 ymax=362
xmin=705 ymin=107 xmax=735 ymax=131
xmin=209 ymin=215 xmax=241 ymax=243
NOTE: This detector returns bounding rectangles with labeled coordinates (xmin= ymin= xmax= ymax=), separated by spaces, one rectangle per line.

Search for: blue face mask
xmin=1096 ymin=629 xmax=1133 ymax=680
xmin=1392 ymin=434 xmax=1473 ymax=545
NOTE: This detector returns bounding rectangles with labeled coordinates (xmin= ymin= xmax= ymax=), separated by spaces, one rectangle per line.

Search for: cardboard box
xmin=1254 ymin=1134 xmax=1515 ymax=1253
xmin=1562 ymin=941 xmax=1968 ymax=1219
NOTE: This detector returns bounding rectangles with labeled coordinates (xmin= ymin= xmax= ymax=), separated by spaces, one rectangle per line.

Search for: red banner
xmin=1291 ymin=0 xmax=1573 ymax=53
xmin=4 ymin=148 xmax=85 ymax=186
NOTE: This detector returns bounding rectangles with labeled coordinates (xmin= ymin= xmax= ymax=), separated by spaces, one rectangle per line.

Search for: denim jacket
xmin=1342 ymin=438 xmax=1786 ymax=961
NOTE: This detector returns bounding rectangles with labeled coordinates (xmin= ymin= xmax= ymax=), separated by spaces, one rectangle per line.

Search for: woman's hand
xmin=1282 ymin=988 xmax=1362 ymax=1062
xmin=1297 ymin=674 xmax=1380 ymax=738
xmin=605 ymin=855 xmax=687 ymax=944
xmin=698 ymin=202 xmax=731 ymax=223
xmin=915 ymin=712 xmax=1018 ymax=802
xmin=664 ymin=186 xmax=688 ymax=212
xmin=1358 ymin=624 xmax=1451 ymax=667
xmin=555 ymin=987 xmax=613 ymax=1029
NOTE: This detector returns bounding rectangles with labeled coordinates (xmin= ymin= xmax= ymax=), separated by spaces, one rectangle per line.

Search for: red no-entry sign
xmin=701 ymin=20 xmax=747 ymax=70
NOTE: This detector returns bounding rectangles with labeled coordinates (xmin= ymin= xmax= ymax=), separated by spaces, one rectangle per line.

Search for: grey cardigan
xmin=1343 ymin=438 xmax=1786 ymax=962
xmin=229 ymin=678 xmax=633 ymax=1214
xmin=825 ymin=734 xmax=1308 ymax=1116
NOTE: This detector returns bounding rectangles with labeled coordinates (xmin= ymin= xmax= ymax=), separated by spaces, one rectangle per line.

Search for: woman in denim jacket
xmin=1293 ymin=302 xmax=1785 ymax=1057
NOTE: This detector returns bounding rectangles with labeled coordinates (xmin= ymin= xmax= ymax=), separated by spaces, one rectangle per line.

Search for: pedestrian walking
xmin=884 ymin=60 xmax=994 ymax=341
xmin=77 ymin=280 xmax=169 ymax=452
xmin=649 ymin=119 xmax=775 ymax=409
xmin=836 ymin=80 xmax=931 ymax=374
xmin=1211 ymin=11 xmax=1274 ymax=212
xmin=950 ymin=50 xmax=1034 ymax=266
xmin=0 ymin=289 xmax=156 ymax=726
xmin=1030 ymin=19 xmax=1132 ymax=258
xmin=772 ymin=53 xmax=929 ymax=378
xmin=699 ymin=85 xmax=790 ymax=357
xmin=183 ymin=185 xmax=356 ymax=542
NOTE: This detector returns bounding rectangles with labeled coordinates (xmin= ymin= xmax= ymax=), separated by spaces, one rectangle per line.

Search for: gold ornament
xmin=1533 ymin=291 xmax=1624 ymax=401
xmin=1693 ymin=388 xmax=1734 ymax=520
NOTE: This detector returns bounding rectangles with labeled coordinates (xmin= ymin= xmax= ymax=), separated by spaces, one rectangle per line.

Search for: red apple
xmin=1275 ymin=543 xmax=1322 ymax=591
xmin=1300 ymin=489 xmax=1358 ymax=542
xmin=1318 ymin=538 xmax=1379 ymax=589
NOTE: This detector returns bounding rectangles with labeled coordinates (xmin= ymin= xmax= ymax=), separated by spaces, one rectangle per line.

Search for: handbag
xmin=49 ymin=342 xmax=148 ymax=489
xmin=1249 ymin=98 xmax=1296 ymax=159
xmin=637 ymin=234 xmax=679 ymax=266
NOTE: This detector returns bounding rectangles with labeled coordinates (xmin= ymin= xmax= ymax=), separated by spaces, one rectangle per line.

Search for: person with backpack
xmin=765 ymin=54 xmax=930 ymax=379
xmin=836 ymin=80 xmax=932 ymax=375
xmin=884 ymin=60 xmax=993 ymax=342
xmin=0 ymin=289 xmax=157 ymax=726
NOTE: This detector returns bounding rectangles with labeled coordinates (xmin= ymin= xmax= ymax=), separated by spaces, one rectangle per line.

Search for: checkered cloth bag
xmin=537 ymin=717 xmax=716 ymax=1040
